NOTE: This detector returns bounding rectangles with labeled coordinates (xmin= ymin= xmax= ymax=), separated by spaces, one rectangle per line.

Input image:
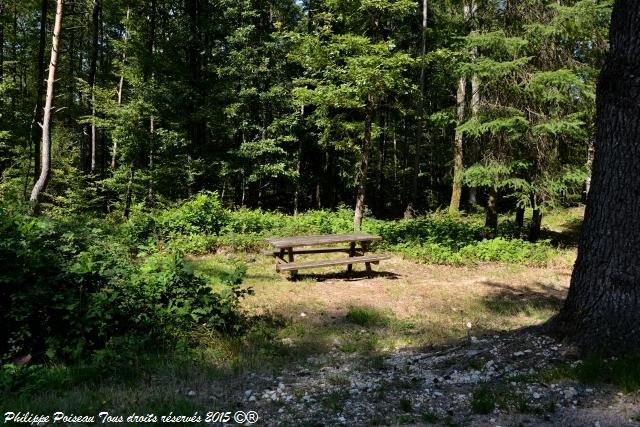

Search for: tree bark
xmin=449 ymin=75 xmax=466 ymax=213
xmin=529 ymin=208 xmax=542 ymax=242
xmin=485 ymin=186 xmax=498 ymax=232
xmin=551 ymin=0 xmax=640 ymax=353
xmin=515 ymin=207 xmax=524 ymax=228
xmin=354 ymin=102 xmax=374 ymax=230
xmin=404 ymin=0 xmax=427 ymax=218
xmin=30 ymin=0 xmax=64 ymax=208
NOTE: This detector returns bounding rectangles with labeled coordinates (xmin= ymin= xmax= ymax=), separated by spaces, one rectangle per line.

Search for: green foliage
xmin=346 ymin=306 xmax=391 ymax=327
xmin=459 ymin=237 xmax=555 ymax=264
xmin=159 ymin=192 xmax=228 ymax=235
xmin=371 ymin=213 xmax=485 ymax=249
xmin=0 ymin=204 xmax=249 ymax=364
xmin=541 ymin=354 xmax=640 ymax=394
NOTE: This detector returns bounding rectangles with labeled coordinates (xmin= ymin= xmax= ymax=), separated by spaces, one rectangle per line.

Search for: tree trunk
xmin=485 ymin=186 xmax=498 ymax=232
xmin=88 ymin=0 xmax=100 ymax=174
xmin=551 ymin=0 xmax=640 ymax=353
xmin=515 ymin=207 xmax=524 ymax=228
xmin=354 ymin=103 xmax=374 ymax=230
xmin=468 ymin=44 xmax=480 ymax=206
xmin=449 ymin=75 xmax=466 ymax=213
xmin=404 ymin=0 xmax=427 ymax=218
xmin=0 ymin=1 xmax=3 ymax=82
xmin=585 ymin=136 xmax=595 ymax=200
xmin=529 ymin=208 xmax=542 ymax=242
xmin=31 ymin=0 xmax=48 ymax=184
xmin=30 ymin=0 xmax=64 ymax=208
xmin=123 ymin=161 xmax=135 ymax=219
xmin=113 ymin=9 xmax=130 ymax=169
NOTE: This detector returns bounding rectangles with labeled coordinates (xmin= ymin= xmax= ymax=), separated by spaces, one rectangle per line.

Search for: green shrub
xmin=459 ymin=237 xmax=555 ymax=265
xmin=159 ymin=191 xmax=227 ymax=235
xmin=371 ymin=213 xmax=485 ymax=250
xmin=0 ymin=207 xmax=249 ymax=364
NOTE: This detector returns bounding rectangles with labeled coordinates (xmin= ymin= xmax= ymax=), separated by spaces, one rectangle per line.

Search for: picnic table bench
xmin=264 ymin=232 xmax=389 ymax=276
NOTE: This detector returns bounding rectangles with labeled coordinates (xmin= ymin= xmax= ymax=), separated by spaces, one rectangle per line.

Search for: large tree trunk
xmin=404 ymin=0 xmax=427 ymax=218
xmin=449 ymin=75 xmax=466 ymax=213
xmin=30 ymin=0 xmax=64 ymax=208
xmin=551 ymin=0 xmax=640 ymax=353
xmin=354 ymin=103 xmax=374 ymax=230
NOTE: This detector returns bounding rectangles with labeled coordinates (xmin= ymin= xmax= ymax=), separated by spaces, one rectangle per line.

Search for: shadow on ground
xmin=479 ymin=280 xmax=566 ymax=317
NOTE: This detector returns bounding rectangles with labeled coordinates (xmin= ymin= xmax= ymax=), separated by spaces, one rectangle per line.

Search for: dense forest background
xmin=0 ymin=0 xmax=611 ymax=231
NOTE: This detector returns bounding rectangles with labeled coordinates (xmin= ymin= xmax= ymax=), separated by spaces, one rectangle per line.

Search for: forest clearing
xmin=4 ymin=206 xmax=640 ymax=425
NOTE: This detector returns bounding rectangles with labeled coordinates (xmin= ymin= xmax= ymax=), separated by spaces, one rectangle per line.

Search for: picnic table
xmin=264 ymin=232 xmax=389 ymax=276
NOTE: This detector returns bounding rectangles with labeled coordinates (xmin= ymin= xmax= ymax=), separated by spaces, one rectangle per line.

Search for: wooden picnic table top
xmin=265 ymin=232 xmax=381 ymax=249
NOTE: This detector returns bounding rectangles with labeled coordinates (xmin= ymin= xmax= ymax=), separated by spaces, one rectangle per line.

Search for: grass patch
xmin=346 ymin=306 xmax=391 ymax=327
xmin=471 ymin=385 xmax=496 ymax=414
xmin=540 ymin=354 xmax=640 ymax=393
xmin=420 ymin=411 xmax=438 ymax=423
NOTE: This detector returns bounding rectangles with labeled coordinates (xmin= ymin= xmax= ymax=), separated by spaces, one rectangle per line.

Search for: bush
xmin=459 ymin=237 xmax=555 ymax=264
xmin=371 ymin=212 xmax=486 ymax=250
xmin=0 ymin=207 xmax=249 ymax=364
xmin=159 ymin=191 xmax=227 ymax=235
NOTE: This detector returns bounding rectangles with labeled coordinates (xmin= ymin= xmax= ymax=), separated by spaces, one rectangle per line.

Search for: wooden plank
xmin=276 ymin=255 xmax=390 ymax=272
xmin=262 ymin=247 xmax=354 ymax=256
xmin=266 ymin=232 xmax=381 ymax=249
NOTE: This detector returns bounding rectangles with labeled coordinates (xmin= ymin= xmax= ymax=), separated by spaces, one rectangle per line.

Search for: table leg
xmin=347 ymin=242 xmax=356 ymax=273
xmin=288 ymin=247 xmax=298 ymax=278
xmin=361 ymin=241 xmax=372 ymax=276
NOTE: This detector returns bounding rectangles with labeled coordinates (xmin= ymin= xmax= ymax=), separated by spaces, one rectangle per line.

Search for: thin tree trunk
xmin=123 ymin=161 xmax=135 ymax=219
xmin=405 ymin=0 xmax=427 ymax=218
xmin=551 ymin=0 xmax=640 ymax=352
xmin=0 ymin=1 xmax=5 ymax=82
xmin=468 ymin=48 xmax=480 ymax=206
xmin=89 ymin=0 xmax=100 ymax=173
xmin=112 ymin=8 xmax=130 ymax=169
xmin=294 ymin=105 xmax=304 ymax=215
xmin=30 ymin=0 xmax=64 ymax=209
xmin=30 ymin=0 xmax=48 ymax=183
xmin=354 ymin=102 xmax=374 ymax=230
xmin=585 ymin=136 xmax=594 ymax=199
xmin=449 ymin=75 xmax=466 ymax=213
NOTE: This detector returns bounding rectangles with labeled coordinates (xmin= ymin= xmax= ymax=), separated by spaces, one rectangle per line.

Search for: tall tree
xmin=31 ymin=0 xmax=48 ymax=183
xmin=88 ymin=0 xmax=100 ymax=173
xmin=30 ymin=0 xmax=64 ymax=208
xmin=552 ymin=0 xmax=640 ymax=352
xmin=405 ymin=0 xmax=427 ymax=218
